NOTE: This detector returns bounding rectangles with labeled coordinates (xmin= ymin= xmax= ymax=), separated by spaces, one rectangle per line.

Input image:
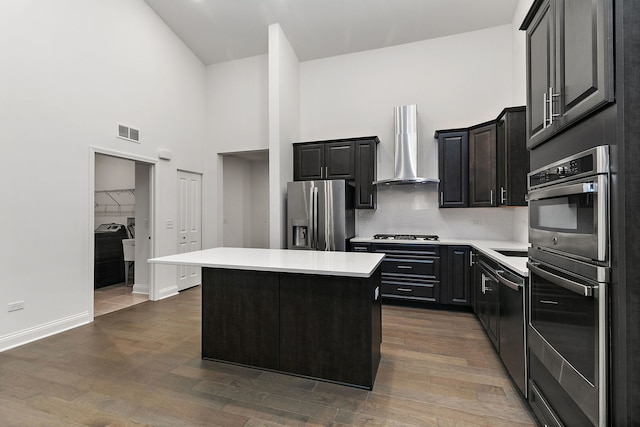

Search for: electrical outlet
xmin=166 ymin=220 xmax=174 ymax=229
xmin=471 ymin=219 xmax=481 ymax=225
xmin=8 ymin=301 xmax=24 ymax=312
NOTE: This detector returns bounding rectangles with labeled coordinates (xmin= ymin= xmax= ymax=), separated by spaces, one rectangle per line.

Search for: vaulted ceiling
xmin=144 ymin=0 xmax=521 ymax=65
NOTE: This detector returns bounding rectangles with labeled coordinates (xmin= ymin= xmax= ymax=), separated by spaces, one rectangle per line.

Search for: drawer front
xmin=381 ymin=258 xmax=440 ymax=279
xmin=373 ymin=244 xmax=440 ymax=258
xmin=381 ymin=280 xmax=439 ymax=302
xmin=349 ymin=243 xmax=371 ymax=253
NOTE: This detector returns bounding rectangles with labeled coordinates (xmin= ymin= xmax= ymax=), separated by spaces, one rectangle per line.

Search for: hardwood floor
xmin=94 ymin=283 xmax=149 ymax=317
xmin=0 ymin=286 xmax=536 ymax=426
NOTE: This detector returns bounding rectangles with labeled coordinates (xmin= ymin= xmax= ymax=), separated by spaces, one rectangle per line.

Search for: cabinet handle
xmin=549 ymin=86 xmax=560 ymax=124
xmin=396 ymin=288 xmax=413 ymax=292
xmin=490 ymin=189 xmax=494 ymax=205
xmin=325 ymin=166 xmax=328 ymax=178
xmin=353 ymin=247 xmax=368 ymax=252
xmin=397 ymin=265 xmax=413 ymax=269
xmin=543 ymin=91 xmax=548 ymax=129
xmin=440 ymin=192 xmax=444 ymax=206
xmin=369 ymin=194 xmax=373 ymax=206
xmin=501 ymin=187 xmax=507 ymax=204
xmin=540 ymin=300 xmax=559 ymax=305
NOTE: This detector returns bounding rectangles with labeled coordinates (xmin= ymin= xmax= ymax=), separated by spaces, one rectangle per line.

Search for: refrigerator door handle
xmin=312 ymin=186 xmax=319 ymax=250
xmin=308 ymin=186 xmax=315 ymax=249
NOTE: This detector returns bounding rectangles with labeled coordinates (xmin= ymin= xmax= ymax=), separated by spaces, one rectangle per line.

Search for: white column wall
xmin=268 ymin=24 xmax=300 ymax=248
xmin=0 ymin=0 xmax=206 ymax=351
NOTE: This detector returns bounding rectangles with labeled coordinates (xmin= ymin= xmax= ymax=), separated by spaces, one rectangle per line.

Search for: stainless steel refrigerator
xmin=287 ymin=180 xmax=355 ymax=251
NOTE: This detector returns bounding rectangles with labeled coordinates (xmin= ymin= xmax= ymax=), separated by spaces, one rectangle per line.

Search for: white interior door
xmin=177 ymin=171 xmax=202 ymax=290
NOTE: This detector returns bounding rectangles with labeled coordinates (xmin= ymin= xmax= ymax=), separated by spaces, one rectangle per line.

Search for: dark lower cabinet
xmin=279 ymin=271 xmax=381 ymax=388
xmin=360 ymin=244 xmax=472 ymax=308
xmin=445 ymin=246 xmax=471 ymax=306
xmin=201 ymin=266 xmax=381 ymax=389
xmin=202 ymin=269 xmax=279 ymax=369
xmin=474 ymin=257 xmax=500 ymax=349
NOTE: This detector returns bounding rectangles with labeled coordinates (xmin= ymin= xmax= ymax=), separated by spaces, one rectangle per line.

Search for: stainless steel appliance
xmin=287 ymin=180 xmax=354 ymax=251
xmin=527 ymin=145 xmax=609 ymax=262
xmin=476 ymin=255 xmax=527 ymax=397
xmin=372 ymin=234 xmax=439 ymax=241
xmin=373 ymin=105 xmax=439 ymax=185
xmin=527 ymin=146 xmax=609 ymax=427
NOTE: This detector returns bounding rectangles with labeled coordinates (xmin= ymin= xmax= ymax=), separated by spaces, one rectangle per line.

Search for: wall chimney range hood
xmin=374 ymin=105 xmax=439 ymax=186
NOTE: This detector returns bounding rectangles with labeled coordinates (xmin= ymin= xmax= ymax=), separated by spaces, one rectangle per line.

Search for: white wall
xmin=300 ymin=25 xmax=523 ymax=240
xmin=269 ymin=24 xmax=300 ymax=248
xmin=222 ymin=156 xmax=251 ymax=247
xmin=512 ymin=0 xmax=535 ymax=105
xmin=0 ymin=0 xmax=206 ymax=351
xmin=204 ymin=54 xmax=269 ymax=248
xmin=222 ymin=155 xmax=270 ymax=248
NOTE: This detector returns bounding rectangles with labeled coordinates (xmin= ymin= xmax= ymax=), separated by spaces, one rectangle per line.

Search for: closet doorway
xmin=92 ymin=151 xmax=155 ymax=316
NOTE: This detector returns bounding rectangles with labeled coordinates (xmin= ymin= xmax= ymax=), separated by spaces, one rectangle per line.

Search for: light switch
xmin=166 ymin=220 xmax=174 ymax=229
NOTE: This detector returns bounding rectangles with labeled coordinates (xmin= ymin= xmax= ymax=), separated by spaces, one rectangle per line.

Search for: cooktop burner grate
xmin=373 ymin=234 xmax=439 ymax=241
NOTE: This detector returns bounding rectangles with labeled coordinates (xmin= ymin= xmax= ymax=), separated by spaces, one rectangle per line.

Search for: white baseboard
xmin=0 ymin=312 xmax=91 ymax=353
xmin=157 ymin=284 xmax=179 ymax=300
xmin=132 ymin=283 xmax=149 ymax=295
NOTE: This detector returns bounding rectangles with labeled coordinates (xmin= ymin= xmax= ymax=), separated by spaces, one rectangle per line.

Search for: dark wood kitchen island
xmin=149 ymin=247 xmax=384 ymax=389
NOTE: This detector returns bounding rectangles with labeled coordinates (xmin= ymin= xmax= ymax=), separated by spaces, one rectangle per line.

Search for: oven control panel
xmin=528 ymin=146 xmax=608 ymax=190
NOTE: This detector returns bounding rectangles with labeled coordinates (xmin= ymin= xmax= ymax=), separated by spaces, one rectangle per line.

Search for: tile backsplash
xmin=356 ymin=186 xmax=528 ymax=242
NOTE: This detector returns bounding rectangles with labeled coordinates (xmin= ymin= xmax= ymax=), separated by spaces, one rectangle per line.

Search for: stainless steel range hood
xmin=374 ymin=105 xmax=439 ymax=186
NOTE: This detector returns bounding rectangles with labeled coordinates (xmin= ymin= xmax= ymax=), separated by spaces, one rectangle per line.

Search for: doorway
xmin=92 ymin=150 xmax=156 ymax=317
xmin=222 ymin=150 xmax=269 ymax=248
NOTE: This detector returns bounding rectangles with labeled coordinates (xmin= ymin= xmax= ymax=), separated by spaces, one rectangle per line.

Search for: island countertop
xmin=148 ymin=247 xmax=385 ymax=278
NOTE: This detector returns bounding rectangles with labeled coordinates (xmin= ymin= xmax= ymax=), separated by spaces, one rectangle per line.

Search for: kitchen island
xmin=148 ymin=247 xmax=385 ymax=389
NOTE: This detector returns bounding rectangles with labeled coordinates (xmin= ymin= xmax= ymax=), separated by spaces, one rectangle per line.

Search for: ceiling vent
xmin=117 ymin=124 xmax=140 ymax=143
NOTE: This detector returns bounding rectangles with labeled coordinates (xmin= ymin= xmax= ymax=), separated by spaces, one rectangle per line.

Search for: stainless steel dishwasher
xmin=496 ymin=265 xmax=527 ymax=397
xmin=476 ymin=255 xmax=527 ymax=397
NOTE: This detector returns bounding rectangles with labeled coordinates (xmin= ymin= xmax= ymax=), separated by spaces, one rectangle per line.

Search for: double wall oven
xmin=526 ymin=146 xmax=609 ymax=427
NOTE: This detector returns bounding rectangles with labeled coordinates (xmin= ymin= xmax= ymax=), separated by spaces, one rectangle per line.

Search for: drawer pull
xmin=397 ymin=265 xmax=413 ymax=269
xmin=540 ymin=299 xmax=559 ymax=305
xmin=396 ymin=288 xmax=413 ymax=292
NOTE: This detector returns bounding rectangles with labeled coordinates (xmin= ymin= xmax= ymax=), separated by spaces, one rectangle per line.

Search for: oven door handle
xmin=527 ymin=181 xmax=597 ymax=201
xmin=527 ymin=262 xmax=593 ymax=297
xmin=495 ymin=270 xmax=523 ymax=291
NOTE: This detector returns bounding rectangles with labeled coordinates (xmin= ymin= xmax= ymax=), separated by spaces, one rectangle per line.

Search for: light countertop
xmin=148 ymin=247 xmax=385 ymax=278
xmin=350 ymin=237 xmax=529 ymax=276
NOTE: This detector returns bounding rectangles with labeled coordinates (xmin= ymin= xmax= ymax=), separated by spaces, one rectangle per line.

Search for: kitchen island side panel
xmin=201 ymin=268 xmax=279 ymax=370
xmin=279 ymin=267 xmax=382 ymax=389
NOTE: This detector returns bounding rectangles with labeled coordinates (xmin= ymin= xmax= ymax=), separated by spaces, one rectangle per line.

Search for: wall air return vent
xmin=117 ymin=124 xmax=140 ymax=143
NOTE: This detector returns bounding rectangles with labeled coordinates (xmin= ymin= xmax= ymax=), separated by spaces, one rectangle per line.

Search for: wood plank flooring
xmin=0 ymin=286 xmax=537 ymax=426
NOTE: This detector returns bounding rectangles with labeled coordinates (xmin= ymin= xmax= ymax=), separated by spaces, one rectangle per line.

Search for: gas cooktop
xmin=373 ymin=234 xmax=439 ymax=241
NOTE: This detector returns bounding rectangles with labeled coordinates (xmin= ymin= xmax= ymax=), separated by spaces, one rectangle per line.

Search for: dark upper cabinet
xmin=294 ymin=140 xmax=354 ymax=181
xmin=294 ymin=144 xmax=325 ymax=180
xmin=522 ymin=0 xmax=614 ymax=149
xmin=497 ymin=107 xmax=528 ymax=206
xmin=325 ymin=141 xmax=355 ymax=179
xmin=469 ymin=123 xmax=497 ymax=207
xmin=445 ymin=246 xmax=471 ymax=306
xmin=437 ymin=131 xmax=469 ymax=208
xmin=293 ymin=136 xmax=378 ymax=209
xmin=355 ymin=138 xmax=377 ymax=209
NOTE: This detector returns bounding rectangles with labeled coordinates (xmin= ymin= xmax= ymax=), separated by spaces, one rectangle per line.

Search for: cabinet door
xmin=438 ymin=131 xmax=468 ymax=208
xmin=446 ymin=246 xmax=471 ymax=306
xmin=325 ymin=141 xmax=355 ymax=180
xmin=355 ymin=139 xmax=377 ymax=209
xmin=478 ymin=270 xmax=499 ymax=349
xmin=294 ymin=144 xmax=324 ymax=181
xmin=555 ymin=0 xmax=613 ymax=130
xmin=497 ymin=108 xmax=528 ymax=206
xmin=525 ymin=0 xmax=555 ymax=148
xmin=469 ymin=123 xmax=497 ymax=207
